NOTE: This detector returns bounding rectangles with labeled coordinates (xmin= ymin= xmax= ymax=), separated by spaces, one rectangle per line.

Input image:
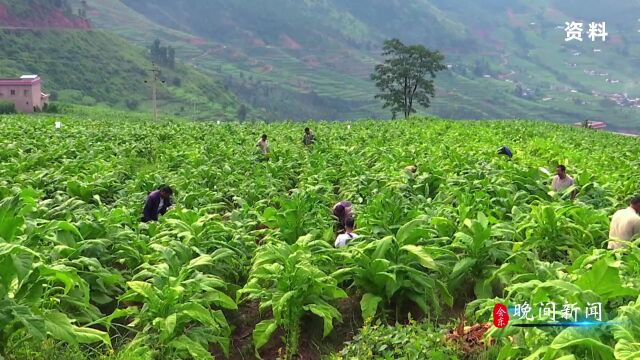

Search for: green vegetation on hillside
xmin=0 ymin=30 xmax=249 ymax=120
xmin=2 ymin=111 xmax=640 ymax=359
xmin=78 ymin=0 xmax=640 ymax=129
xmin=0 ymin=0 xmax=73 ymax=17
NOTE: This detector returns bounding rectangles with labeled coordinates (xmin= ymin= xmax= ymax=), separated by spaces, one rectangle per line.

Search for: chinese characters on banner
xmin=513 ymin=302 xmax=602 ymax=322
xmin=492 ymin=302 xmax=603 ymax=326
xmin=564 ymin=22 xmax=608 ymax=42
xmin=493 ymin=304 xmax=510 ymax=328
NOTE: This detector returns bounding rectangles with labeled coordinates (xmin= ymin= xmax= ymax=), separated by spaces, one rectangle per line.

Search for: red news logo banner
xmin=493 ymin=303 xmax=509 ymax=328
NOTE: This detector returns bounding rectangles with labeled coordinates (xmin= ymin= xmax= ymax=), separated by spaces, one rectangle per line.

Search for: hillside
xmin=0 ymin=0 xmax=252 ymax=120
xmin=78 ymin=0 xmax=640 ymax=130
xmin=0 ymin=0 xmax=90 ymax=28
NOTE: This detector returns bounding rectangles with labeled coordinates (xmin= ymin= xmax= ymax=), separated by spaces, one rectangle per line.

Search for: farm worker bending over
xmin=552 ymin=165 xmax=576 ymax=199
xmin=608 ymin=196 xmax=640 ymax=250
xmin=142 ymin=185 xmax=173 ymax=222
xmin=333 ymin=200 xmax=353 ymax=233
xmin=404 ymin=165 xmax=417 ymax=174
xmin=303 ymin=127 xmax=315 ymax=146
xmin=256 ymin=134 xmax=269 ymax=155
xmin=335 ymin=217 xmax=359 ymax=248
xmin=497 ymin=146 xmax=512 ymax=158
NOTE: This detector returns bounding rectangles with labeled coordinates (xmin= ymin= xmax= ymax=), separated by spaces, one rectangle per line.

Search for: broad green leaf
xmin=11 ymin=305 xmax=46 ymax=340
xmin=162 ymin=313 xmax=177 ymax=339
xmin=360 ymin=293 xmax=382 ymax=321
xmin=400 ymin=245 xmax=438 ymax=270
xmin=451 ymin=257 xmax=477 ymax=280
xmin=203 ymin=289 xmax=237 ymax=310
xmin=615 ymin=339 xmax=640 ymax=360
xmin=187 ymin=255 xmax=214 ymax=269
xmin=474 ymin=279 xmax=493 ymax=299
xmin=575 ymin=258 xmax=638 ymax=300
xmin=169 ymin=335 xmax=213 ymax=360
xmin=73 ymin=326 xmax=111 ymax=346
xmin=372 ymin=236 xmax=394 ymax=259
xmin=126 ymin=281 xmax=158 ymax=301
xmin=179 ymin=303 xmax=220 ymax=329
xmin=305 ymin=303 xmax=341 ymax=337
xmin=253 ymin=319 xmax=278 ymax=351
xmin=550 ymin=329 xmax=615 ymax=360
xmin=43 ymin=311 xmax=78 ymax=345
xmin=396 ymin=217 xmax=431 ymax=245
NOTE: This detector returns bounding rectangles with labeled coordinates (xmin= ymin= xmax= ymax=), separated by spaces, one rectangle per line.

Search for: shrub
xmin=43 ymin=102 xmax=63 ymax=113
xmin=125 ymin=99 xmax=139 ymax=110
xmin=332 ymin=320 xmax=460 ymax=360
xmin=0 ymin=100 xmax=16 ymax=114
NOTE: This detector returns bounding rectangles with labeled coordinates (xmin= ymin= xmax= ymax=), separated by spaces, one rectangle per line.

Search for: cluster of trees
xmin=150 ymin=39 xmax=176 ymax=69
xmin=472 ymin=59 xmax=492 ymax=77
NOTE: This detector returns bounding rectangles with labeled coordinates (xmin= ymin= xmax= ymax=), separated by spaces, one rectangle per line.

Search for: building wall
xmin=31 ymin=81 xmax=42 ymax=110
xmin=0 ymin=80 xmax=43 ymax=113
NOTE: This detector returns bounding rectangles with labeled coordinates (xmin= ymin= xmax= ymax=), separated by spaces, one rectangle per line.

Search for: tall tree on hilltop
xmin=371 ymin=39 xmax=446 ymax=119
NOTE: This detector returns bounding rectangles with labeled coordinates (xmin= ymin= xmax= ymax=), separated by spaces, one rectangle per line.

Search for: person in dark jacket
xmin=303 ymin=127 xmax=315 ymax=146
xmin=141 ymin=186 xmax=173 ymax=222
xmin=498 ymin=146 xmax=513 ymax=158
xmin=332 ymin=200 xmax=353 ymax=233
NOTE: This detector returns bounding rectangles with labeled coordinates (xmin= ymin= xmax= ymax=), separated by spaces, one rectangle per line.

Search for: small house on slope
xmin=0 ymin=75 xmax=50 ymax=113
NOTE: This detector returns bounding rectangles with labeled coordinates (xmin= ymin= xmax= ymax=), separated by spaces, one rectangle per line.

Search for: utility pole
xmin=145 ymin=63 xmax=164 ymax=121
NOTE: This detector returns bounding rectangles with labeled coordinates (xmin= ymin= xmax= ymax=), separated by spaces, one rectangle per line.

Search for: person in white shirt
xmin=256 ymin=134 xmax=269 ymax=155
xmin=552 ymin=165 xmax=576 ymax=199
xmin=335 ymin=217 xmax=359 ymax=248
xmin=609 ymin=197 xmax=640 ymax=250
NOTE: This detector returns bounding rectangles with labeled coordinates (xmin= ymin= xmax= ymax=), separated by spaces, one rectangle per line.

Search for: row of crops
xmin=2 ymin=113 xmax=640 ymax=359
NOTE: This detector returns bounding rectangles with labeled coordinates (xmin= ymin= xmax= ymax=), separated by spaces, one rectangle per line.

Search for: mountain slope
xmin=67 ymin=1 xmax=640 ymax=129
xmin=0 ymin=0 xmax=90 ymax=28
xmin=0 ymin=0 xmax=250 ymax=120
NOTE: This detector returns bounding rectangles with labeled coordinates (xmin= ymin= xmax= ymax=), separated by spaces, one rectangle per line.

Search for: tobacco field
xmin=2 ymin=113 xmax=640 ymax=360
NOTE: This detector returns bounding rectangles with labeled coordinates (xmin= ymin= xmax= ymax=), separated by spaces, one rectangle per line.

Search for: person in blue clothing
xmin=141 ymin=185 xmax=173 ymax=222
xmin=498 ymin=146 xmax=513 ymax=158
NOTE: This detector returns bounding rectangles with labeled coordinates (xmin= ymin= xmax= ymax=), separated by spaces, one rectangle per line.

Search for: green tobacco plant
xmin=516 ymin=204 xmax=598 ymax=261
xmin=448 ymin=213 xmax=514 ymax=299
xmin=238 ymin=235 xmax=346 ymax=359
xmin=0 ymin=196 xmax=109 ymax=358
xmin=334 ymin=217 xmax=454 ymax=322
xmin=118 ymin=242 xmax=237 ymax=359
xmin=260 ymin=191 xmax=329 ymax=244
